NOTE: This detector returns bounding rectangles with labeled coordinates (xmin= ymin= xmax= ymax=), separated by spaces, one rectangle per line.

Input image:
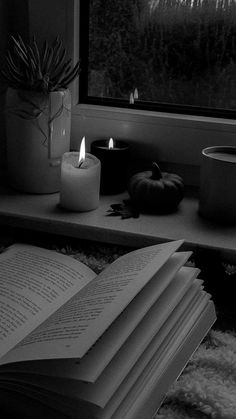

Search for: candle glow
xmin=78 ymin=136 xmax=86 ymax=167
xmin=134 ymin=88 xmax=139 ymax=100
xmin=108 ymin=138 xmax=114 ymax=149
xmin=129 ymin=92 xmax=134 ymax=104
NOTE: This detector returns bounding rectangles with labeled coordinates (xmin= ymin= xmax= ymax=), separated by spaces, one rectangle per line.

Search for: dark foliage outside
xmin=88 ymin=0 xmax=236 ymax=111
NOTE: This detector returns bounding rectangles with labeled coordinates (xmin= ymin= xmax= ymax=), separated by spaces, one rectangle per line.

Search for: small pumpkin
xmin=128 ymin=162 xmax=184 ymax=213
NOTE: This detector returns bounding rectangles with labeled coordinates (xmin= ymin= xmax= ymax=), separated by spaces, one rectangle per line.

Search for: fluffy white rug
xmin=156 ymin=329 xmax=236 ymax=419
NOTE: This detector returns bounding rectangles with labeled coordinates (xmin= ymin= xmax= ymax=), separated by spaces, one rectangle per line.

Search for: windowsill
xmin=71 ymin=104 xmax=236 ymax=187
xmin=74 ymin=103 xmax=236 ymax=129
xmin=1 ymin=180 xmax=236 ymax=262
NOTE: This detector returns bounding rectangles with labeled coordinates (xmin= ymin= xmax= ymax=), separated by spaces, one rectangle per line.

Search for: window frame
xmin=80 ymin=0 xmax=236 ymax=121
xmin=28 ymin=0 xmax=236 ymax=186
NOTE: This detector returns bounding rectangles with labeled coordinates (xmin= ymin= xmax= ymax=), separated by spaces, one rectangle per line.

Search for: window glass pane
xmin=87 ymin=0 xmax=236 ymax=112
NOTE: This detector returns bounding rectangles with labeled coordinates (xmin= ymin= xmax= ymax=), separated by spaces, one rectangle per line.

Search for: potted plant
xmin=0 ymin=35 xmax=80 ymax=193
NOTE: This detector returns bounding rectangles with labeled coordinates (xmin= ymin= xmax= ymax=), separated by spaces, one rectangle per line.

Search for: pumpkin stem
xmin=151 ymin=162 xmax=162 ymax=180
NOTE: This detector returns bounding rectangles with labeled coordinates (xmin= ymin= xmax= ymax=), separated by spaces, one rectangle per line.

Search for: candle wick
xmin=77 ymin=159 xmax=85 ymax=168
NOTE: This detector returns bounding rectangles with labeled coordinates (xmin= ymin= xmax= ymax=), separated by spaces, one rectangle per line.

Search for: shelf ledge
xmin=0 ymin=183 xmax=236 ymax=261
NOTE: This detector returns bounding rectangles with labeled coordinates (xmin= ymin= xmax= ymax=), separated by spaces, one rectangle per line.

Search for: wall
xmin=0 ymin=0 xmax=8 ymax=168
xmin=0 ymin=0 xmax=29 ymax=169
xmin=27 ymin=0 xmax=73 ymax=46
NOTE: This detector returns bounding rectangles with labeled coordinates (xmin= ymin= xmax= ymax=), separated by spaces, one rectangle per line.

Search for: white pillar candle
xmin=60 ymin=152 xmax=101 ymax=211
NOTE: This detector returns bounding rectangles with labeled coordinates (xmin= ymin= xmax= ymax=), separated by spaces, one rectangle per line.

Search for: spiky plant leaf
xmin=41 ymin=41 xmax=49 ymax=72
xmin=50 ymin=59 xmax=72 ymax=83
xmin=16 ymin=35 xmax=28 ymax=55
xmin=11 ymin=36 xmax=29 ymax=67
xmin=58 ymin=61 xmax=81 ymax=88
xmin=1 ymin=35 xmax=80 ymax=93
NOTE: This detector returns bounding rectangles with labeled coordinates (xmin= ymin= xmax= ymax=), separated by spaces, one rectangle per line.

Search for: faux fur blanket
xmin=156 ymin=329 xmax=236 ymax=419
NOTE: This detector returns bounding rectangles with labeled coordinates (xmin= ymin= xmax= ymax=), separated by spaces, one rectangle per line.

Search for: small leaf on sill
xmin=107 ymin=200 xmax=140 ymax=219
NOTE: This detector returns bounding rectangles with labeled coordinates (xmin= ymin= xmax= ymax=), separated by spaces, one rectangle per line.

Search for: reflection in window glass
xmin=87 ymin=0 xmax=236 ymax=112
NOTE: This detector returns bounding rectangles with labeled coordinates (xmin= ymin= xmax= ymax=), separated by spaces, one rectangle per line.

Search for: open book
xmin=0 ymin=240 xmax=216 ymax=419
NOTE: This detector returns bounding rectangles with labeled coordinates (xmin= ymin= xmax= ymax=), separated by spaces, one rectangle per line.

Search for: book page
xmin=100 ymin=294 xmax=212 ymax=419
xmin=123 ymin=303 xmax=216 ymax=419
xmin=116 ymin=298 xmax=214 ymax=419
xmin=1 ymin=252 xmax=191 ymax=380
xmin=0 ymin=244 xmax=96 ymax=360
xmin=1 ymin=240 xmax=183 ymax=363
xmin=0 ymin=276 xmax=205 ymax=411
xmin=63 ymin=268 xmax=201 ymax=407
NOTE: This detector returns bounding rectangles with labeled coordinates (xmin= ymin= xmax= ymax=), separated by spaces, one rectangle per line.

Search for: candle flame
xmin=134 ymin=88 xmax=139 ymax=100
xmin=78 ymin=136 xmax=86 ymax=167
xmin=129 ymin=92 xmax=134 ymax=105
xmin=108 ymin=138 xmax=114 ymax=149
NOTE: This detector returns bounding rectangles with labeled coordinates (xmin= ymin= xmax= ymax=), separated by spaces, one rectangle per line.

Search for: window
xmin=27 ymin=0 xmax=236 ymax=186
xmin=80 ymin=0 xmax=236 ymax=119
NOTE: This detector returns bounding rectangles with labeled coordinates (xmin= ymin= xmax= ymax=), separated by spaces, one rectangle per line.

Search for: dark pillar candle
xmin=90 ymin=139 xmax=130 ymax=194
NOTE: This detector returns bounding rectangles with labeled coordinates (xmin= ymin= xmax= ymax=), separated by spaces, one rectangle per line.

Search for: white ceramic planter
xmin=6 ymin=88 xmax=71 ymax=194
